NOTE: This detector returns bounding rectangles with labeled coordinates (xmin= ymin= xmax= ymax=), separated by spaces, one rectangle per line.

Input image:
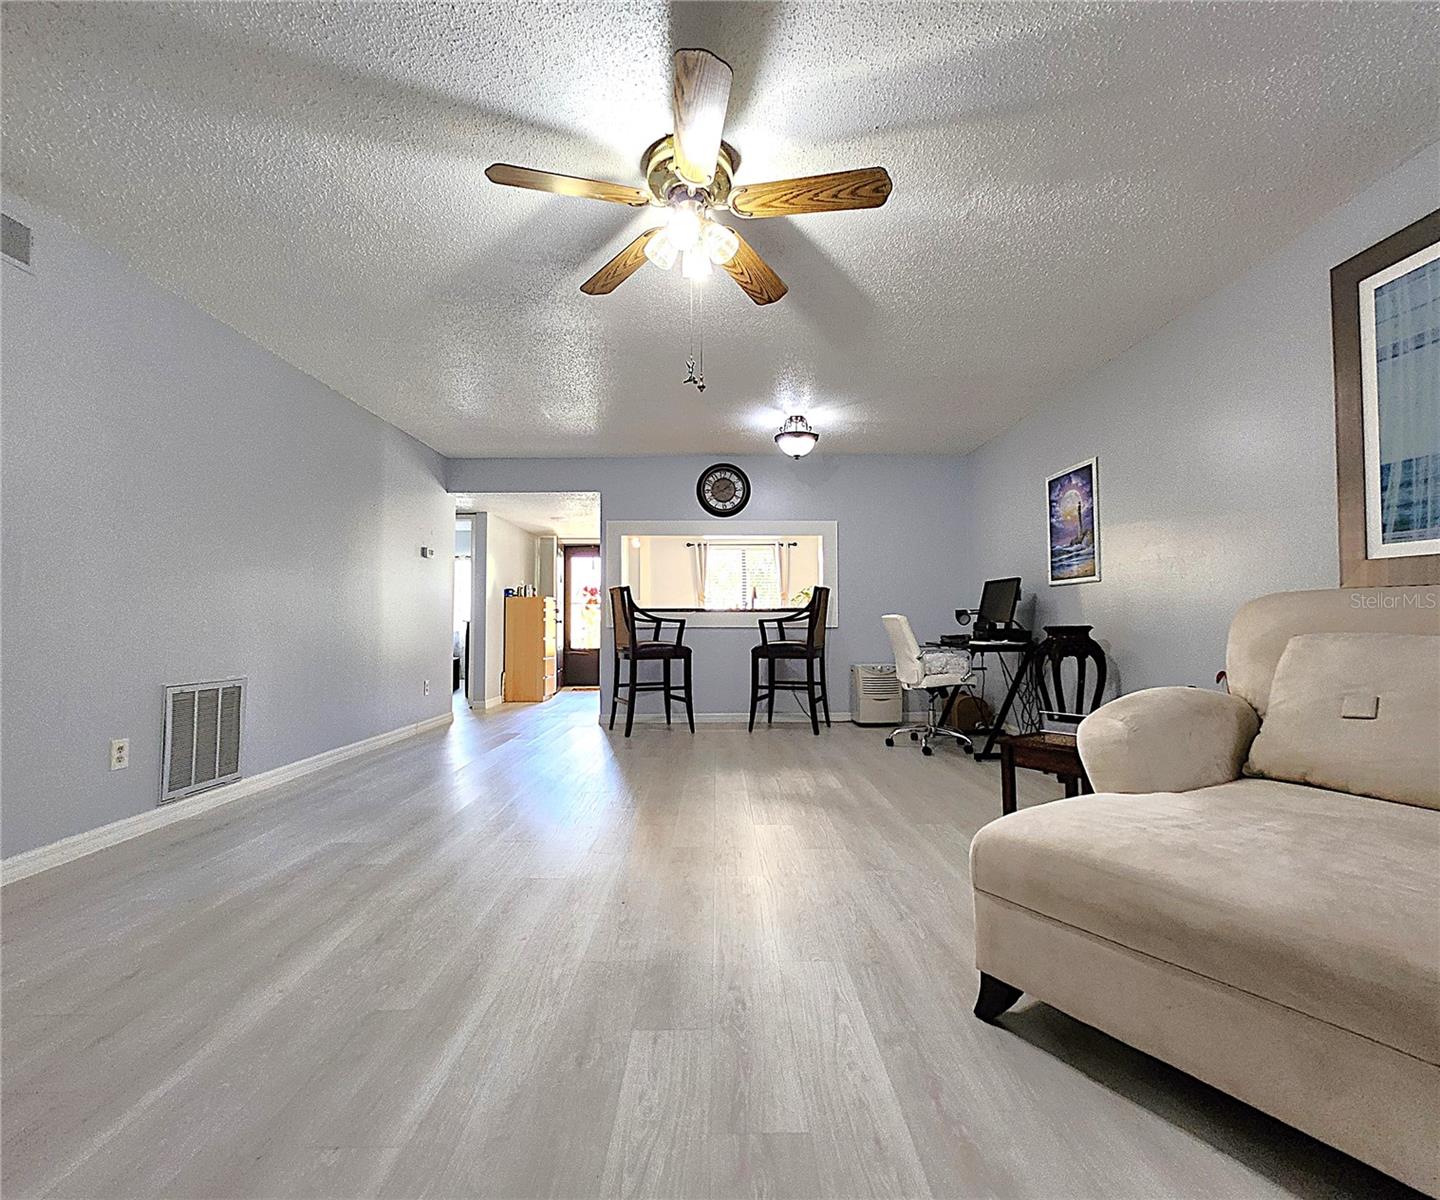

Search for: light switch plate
xmin=1340 ymin=693 xmax=1379 ymax=720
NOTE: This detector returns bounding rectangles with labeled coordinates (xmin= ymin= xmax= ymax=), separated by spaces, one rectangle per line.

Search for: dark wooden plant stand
xmin=995 ymin=623 xmax=1105 ymax=814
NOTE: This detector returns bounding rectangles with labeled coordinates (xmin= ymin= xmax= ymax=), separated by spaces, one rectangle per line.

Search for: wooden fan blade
xmin=580 ymin=229 xmax=662 ymax=295
xmin=485 ymin=163 xmax=650 ymax=207
xmin=721 ymin=232 xmax=787 ymax=305
xmin=728 ymin=167 xmax=893 ymax=218
xmin=671 ymin=49 xmax=733 ymax=187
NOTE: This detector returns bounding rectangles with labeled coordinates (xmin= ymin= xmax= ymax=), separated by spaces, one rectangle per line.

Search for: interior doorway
xmin=563 ymin=543 xmax=601 ymax=686
xmin=453 ymin=515 xmax=474 ymax=701
xmin=448 ymin=490 xmax=600 ymax=712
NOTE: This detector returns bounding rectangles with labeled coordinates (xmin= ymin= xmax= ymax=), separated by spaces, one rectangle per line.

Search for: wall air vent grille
xmin=2 ymin=213 xmax=33 ymax=271
xmin=162 ymin=678 xmax=245 ymax=804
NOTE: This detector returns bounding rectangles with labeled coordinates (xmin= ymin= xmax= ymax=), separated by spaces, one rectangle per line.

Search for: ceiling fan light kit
xmin=666 ymin=197 xmax=704 ymax=249
xmin=642 ymin=231 xmax=679 ymax=270
xmin=701 ymin=221 xmax=740 ymax=265
xmin=775 ymin=414 xmax=820 ymax=459
xmin=487 ymin=47 xmax=888 ymax=454
xmin=682 ymin=246 xmax=711 ymax=281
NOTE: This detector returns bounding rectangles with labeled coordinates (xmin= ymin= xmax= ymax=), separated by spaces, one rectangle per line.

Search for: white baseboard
xmin=1 ymin=712 xmax=454 ymax=886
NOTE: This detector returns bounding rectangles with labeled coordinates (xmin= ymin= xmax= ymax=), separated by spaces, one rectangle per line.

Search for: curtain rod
xmin=685 ymin=541 xmax=799 ymax=548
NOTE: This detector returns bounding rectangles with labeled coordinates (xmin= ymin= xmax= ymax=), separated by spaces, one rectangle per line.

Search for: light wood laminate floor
xmin=2 ymin=692 xmax=1415 ymax=1199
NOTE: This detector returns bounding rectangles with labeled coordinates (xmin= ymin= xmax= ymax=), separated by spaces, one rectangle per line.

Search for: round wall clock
xmin=697 ymin=463 xmax=751 ymax=517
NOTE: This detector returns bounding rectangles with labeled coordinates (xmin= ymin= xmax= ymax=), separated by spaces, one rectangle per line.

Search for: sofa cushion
xmin=1244 ymin=632 xmax=1440 ymax=810
xmin=969 ymin=778 xmax=1440 ymax=1064
xmin=1225 ymin=586 xmax=1440 ymax=717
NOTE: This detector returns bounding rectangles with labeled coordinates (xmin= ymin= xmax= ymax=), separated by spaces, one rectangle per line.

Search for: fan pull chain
xmin=696 ymin=282 xmax=706 ymax=392
xmin=684 ymin=282 xmax=698 ymax=389
xmin=683 ymin=279 xmax=706 ymax=393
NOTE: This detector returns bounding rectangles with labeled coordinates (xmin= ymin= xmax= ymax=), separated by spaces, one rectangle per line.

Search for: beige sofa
xmin=969 ymin=586 xmax=1440 ymax=1194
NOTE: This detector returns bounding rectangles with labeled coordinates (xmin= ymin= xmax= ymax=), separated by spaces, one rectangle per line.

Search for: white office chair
xmin=882 ymin=614 xmax=975 ymax=757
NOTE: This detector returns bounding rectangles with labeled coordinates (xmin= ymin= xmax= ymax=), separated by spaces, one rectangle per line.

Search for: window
xmin=701 ymin=544 xmax=782 ymax=609
xmin=619 ymin=533 xmax=824 ymax=612
xmin=609 ymin=521 xmax=836 ymax=629
xmin=453 ymin=516 xmax=473 ymax=634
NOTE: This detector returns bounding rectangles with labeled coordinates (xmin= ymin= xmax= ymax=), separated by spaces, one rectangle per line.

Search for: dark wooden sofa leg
xmin=974 ymin=973 xmax=1023 ymax=1022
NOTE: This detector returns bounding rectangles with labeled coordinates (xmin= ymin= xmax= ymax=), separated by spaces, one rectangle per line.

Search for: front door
xmin=562 ymin=544 xmax=601 ymax=687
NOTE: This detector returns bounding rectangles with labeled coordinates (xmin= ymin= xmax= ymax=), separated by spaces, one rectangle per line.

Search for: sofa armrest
xmin=1077 ymin=687 xmax=1259 ymax=794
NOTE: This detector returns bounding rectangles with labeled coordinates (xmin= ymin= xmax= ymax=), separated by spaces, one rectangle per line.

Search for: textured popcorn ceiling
xmin=3 ymin=3 xmax=1437 ymax=458
xmin=455 ymin=491 xmax=600 ymax=539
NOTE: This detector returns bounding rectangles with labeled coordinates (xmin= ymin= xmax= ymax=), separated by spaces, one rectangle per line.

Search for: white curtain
xmin=777 ymin=541 xmax=790 ymax=603
xmin=692 ymin=542 xmax=708 ymax=607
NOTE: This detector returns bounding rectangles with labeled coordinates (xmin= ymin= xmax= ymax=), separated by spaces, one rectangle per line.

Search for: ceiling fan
xmin=485 ymin=48 xmax=893 ymax=306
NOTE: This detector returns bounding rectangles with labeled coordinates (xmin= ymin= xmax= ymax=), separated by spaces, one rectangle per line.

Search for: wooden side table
xmin=999 ymin=732 xmax=1092 ymax=815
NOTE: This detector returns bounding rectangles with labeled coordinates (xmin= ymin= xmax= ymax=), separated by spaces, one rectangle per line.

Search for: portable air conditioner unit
xmin=850 ymin=663 xmax=902 ymax=725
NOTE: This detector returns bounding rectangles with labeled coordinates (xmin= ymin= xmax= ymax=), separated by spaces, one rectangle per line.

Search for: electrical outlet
xmin=110 ymin=738 xmax=129 ymax=771
xmin=424 ymin=679 xmax=430 ymax=696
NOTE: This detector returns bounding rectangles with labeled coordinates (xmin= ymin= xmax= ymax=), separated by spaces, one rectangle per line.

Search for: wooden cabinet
xmin=503 ymin=595 xmax=557 ymax=703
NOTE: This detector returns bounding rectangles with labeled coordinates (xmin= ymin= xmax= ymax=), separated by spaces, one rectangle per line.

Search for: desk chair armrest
xmin=631 ymin=605 xmax=687 ymax=645
xmin=1077 ymin=687 xmax=1258 ymax=794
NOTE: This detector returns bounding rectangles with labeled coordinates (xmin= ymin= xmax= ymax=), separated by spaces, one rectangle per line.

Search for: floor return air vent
xmin=162 ymin=678 xmax=245 ymax=804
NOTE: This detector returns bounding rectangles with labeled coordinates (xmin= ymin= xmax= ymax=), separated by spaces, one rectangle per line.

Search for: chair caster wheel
xmin=910 ymin=731 xmax=919 ymax=741
xmin=884 ymin=737 xmax=895 ymax=747
xmin=922 ymin=745 xmax=934 ymax=757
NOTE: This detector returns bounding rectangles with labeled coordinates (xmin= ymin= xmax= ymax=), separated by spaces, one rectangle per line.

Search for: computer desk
xmin=945 ymin=637 xmax=1042 ymax=761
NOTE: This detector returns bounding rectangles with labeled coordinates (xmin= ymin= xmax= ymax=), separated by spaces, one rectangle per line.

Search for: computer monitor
xmin=977 ymin=577 xmax=1021 ymax=629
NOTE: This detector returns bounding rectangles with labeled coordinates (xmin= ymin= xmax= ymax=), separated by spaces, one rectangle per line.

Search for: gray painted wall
xmin=446 ymin=455 xmax=967 ymax=719
xmin=956 ymin=144 xmax=1439 ymax=698
xmin=1 ymin=197 xmax=454 ymax=857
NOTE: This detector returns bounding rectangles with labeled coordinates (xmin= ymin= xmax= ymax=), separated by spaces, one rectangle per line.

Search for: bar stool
xmin=608 ymin=586 xmax=695 ymax=738
xmin=748 ymin=586 xmax=831 ymax=735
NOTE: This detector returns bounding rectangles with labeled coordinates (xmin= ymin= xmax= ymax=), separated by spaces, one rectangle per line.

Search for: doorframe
xmin=454 ymin=511 xmax=485 ymax=707
xmin=562 ymin=542 xmax=601 ymax=688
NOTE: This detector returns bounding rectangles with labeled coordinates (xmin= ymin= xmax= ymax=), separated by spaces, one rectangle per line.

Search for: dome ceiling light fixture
xmin=774 ymin=414 xmax=820 ymax=459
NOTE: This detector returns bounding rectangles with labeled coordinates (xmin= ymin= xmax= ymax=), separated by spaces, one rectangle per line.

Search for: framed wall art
xmin=1331 ymin=209 xmax=1440 ymax=586
xmin=1046 ymin=457 xmax=1100 ymax=585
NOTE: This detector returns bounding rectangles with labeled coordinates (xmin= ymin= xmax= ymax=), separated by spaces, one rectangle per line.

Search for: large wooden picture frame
xmin=1331 ymin=209 xmax=1440 ymax=586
